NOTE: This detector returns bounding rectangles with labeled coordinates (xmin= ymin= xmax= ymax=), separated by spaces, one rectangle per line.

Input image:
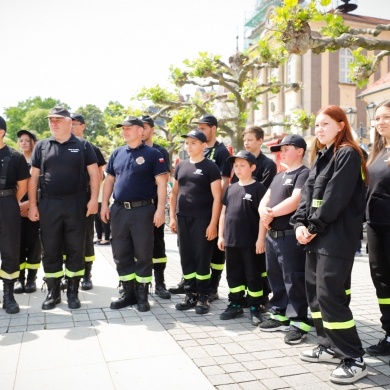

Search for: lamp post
xmin=366 ymin=102 xmax=377 ymax=145
xmin=346 ymin=107 xmax=357 ymax=129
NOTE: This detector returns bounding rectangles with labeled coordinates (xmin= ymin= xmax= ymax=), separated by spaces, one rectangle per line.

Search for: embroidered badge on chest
xmin=136 ymin=156 xmax=145 ymax=165
xmin=283 ymin=178 xmax=293 ymax=186
xmin=194 ymin=169 xmax=203 ymax=175
xmin=243 ymin=193 xmax=252 ymax=201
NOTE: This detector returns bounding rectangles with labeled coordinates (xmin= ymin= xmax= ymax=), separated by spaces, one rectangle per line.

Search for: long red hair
xmin=310 ymin=105 xmax=368 ymax=185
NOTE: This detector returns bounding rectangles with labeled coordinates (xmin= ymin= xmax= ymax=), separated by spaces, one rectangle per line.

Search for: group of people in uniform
xmin=2 ymin=101 xmax=390 ymax=386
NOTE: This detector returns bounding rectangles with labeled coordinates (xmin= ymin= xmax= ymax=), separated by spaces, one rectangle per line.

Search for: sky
xmin=1 ymin=0 xmax=389 ymax=117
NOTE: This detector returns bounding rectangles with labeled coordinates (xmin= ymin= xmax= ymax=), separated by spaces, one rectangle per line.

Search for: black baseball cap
xmin=0 ymin=116 xmax=6 ymax=132
xmin=227 ymin=150 xmax=256 ymax=165
xmin=181 ymin=129 xmax=207 ymax=143
xmin=196 ymin=114 xmax=218 ymax=127
xmin=70 ymin=113 xmax=85 ymax=124
xmin=46 ymin=107 xmax=71 ymax=118
xmin=270 ymin=134 xmax=307 ymax=152
xmin=142 ymin=115 xmax=154 ymax=127
xmin=116 ymin=116 xmax=144 ymax=128
xmin=16 ymin=129 xmax=37 ymax=142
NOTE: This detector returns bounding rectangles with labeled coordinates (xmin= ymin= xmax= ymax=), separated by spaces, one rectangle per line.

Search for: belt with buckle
xmin=0 ymin=189 xmax=16 ymax=197
xmin=115 ymin=199 xmax=154 ymax=209
xmin=267 ymin=229 xmax=295 ymax=239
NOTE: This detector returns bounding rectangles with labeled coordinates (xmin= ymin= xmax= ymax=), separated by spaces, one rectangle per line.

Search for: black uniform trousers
xmin=19 ymin=217 xmax=41 ymax=270
xmin=39 ymin=192 xmax=87 ymax=278
xmin=177 ymin=215 xmax=212 ymax=295
xmin=95 ymin=203 xmax=111 ymax=241
xmin=225 ymin=246 xmax=264 ymax=306
xmin=153 ymin=223 xmax=167 ymax=272
xmin=306 ymin=251 xmax=364 ymax=359
xmin=85 ymin=214 xmax=95 ymax=262
xmin=0 ymin=195 xmax=21 ymax=280
xmin=266 ymin=233 xmax=310 ymax=332
xmin=367 ymin=224 xmax=390 ymax=335
xmin=110 ymin=203 xmax=154 ymax=283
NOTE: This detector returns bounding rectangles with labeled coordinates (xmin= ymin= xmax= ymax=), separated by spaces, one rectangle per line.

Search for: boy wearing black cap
xmin=258 ymin=134 xmax=311 ymax=344
xmin=218 ymin=150 xmax=267 ymax=325
xmin=169 ymin=129 xmax=222 ymax=314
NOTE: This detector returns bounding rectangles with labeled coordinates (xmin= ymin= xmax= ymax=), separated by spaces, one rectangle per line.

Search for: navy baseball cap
xmin=270 ymin=134 xmax=307 ymax=152
xmin=17 ymin=129 xmax=37 ymax=142
xmin=0 ymin=116 xmax=6 ymax=132
xmin=142 ymin=115 xmax=154 ymax=127
xmin=70 ymin=113 xmax=85 ymax=124
xmin=227 ymin=150 xmax=256 ymax=165
xmin=46 ymin=107 xmax=71 ymax=118
xmin=181 ymin=129 xmax=207 ymax=143
xmin=116 ymin=116 xmax=144 ymax=128
xmin=196 ymin=114 xmax=218 ymax=127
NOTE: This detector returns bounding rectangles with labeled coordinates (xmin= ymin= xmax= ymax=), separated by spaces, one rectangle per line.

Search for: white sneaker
xmin=300 ymin=345 xmax=341 ymax=364
xmin=329 ymin=358 xmax=367 ymax=384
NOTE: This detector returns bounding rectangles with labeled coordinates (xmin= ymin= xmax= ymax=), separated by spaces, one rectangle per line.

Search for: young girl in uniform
xmin=218 ymin=150 xmax=267 ymax=325
xmin=291 ymin=105 xmax=368 ymax=385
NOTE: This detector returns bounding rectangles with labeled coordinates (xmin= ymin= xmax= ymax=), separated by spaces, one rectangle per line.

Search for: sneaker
xmin=220 ymin=303 xmax=243 ymax=320
xmin=329 ymin=358 xmax=367 ymax=384
xmin=259 ymin=318 xmax=289 ymax=332
xmin=259 ymin=301 xmax=269 ymax=314
xmin=300 ymin=345 xmax=341 ymax=364
xmin=195 ymin=295 xmax=210 ymax=314
xmin=208 ymin=292 xmax=219 ymax=302
xmin=366 ymin=337 xmax=390 ymax=356
xmin=250 ymin=306 xmax=262 ymax=326
xmin=175 ymin=293 xmax=198 ymax=311
xmin=284 ymin=328 xmax=306 ymax=345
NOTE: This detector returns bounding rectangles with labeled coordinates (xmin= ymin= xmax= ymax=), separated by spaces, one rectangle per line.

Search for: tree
xmin=74 ymin=104 xmax=107 ymax=141
xmin=271 ymin=0 xmax=390 ymax=87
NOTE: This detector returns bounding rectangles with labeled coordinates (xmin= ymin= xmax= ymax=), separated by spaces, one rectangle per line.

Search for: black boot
xmin=209 ymin=271 xmax=222 ymax=302
xmin=81 ymin=262 xmax=93 ymax=291
xmin=42 ymin=278 xmax=61 ymax=310
xmin=14 ymin=269 xmax=25 ymax=294
xmin=110 ymin=280 xmax=137 ymax=309
xmin=67 ymin=277 xmax=81 ymax=309
xmin=136 ymin=282 xmax=150 ymax=312
xmin=168 ymin=277 xmax=185 ymax=294
xmin=3 ymin=281 xmax=20 ymax=314
xmin=25 ymin=269 xmax=38 ymax=293
xmin=154 ymin=270 xmax=171 ymax=299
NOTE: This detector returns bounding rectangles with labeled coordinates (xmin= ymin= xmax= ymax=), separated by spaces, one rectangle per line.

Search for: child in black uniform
xmin=169 ymin=129 xmax=222 ymax=314
xmin=218 ymin=150 xmax=267 ymax=325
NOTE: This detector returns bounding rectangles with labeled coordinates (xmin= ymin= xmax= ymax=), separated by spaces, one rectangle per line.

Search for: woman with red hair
xmin=291 ymin=105 xmax=368 ymax=385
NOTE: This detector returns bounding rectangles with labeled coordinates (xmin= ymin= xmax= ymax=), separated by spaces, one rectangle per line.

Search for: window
xmin=286 ymin=56 xmax=295 ymax=84
xmin=339 ymin=48 xmax=353 ymax=84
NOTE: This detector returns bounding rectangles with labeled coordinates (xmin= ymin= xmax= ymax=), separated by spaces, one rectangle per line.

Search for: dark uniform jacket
xmin=291 ymin=144 xmax=366 ymax=260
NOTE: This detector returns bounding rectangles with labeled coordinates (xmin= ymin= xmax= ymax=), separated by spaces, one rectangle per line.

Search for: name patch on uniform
xmin=136 ymin=157 xmax=145 ymax=165
xmin=243 ymin=193 xmax=253 ymax=201
xmin=68 ymin=148 xmax=80 ymax=153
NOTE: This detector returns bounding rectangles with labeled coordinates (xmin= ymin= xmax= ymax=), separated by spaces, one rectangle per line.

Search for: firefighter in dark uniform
xmin=28 ymin=107 xmax=99 ymax=310
xmin=70 ymin=112 xmax=106 ymax=290
xmin=142 ymin=115 xmax=171 ymax=299
xmin=291 ymin=106 xmax=368 ymax=385
xmin=169 ymin=114 xmax=231 ymax=301
xmin=101 ymin=116 xmax=167 ymax=312
xmin=0 ymin=116 xmax=30 ymax=313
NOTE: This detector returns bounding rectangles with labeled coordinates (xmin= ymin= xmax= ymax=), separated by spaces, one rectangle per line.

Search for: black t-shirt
xmin=204 ymin=141 xmax=231 ymax=178
xmin=223 ymin=181 xmax=267 ymax=247
xmin=32 ymin=134 xmax=98 ymax=195
xmin=0 ymin=145 xmax=30 ymax=190
xmin=231 ymin=152 xmax=277 ymax=188
xmin=268 ymin=166 xmax=309 ymax=231
xmin=366 ymin=149 xmax=390 ymax=226
xmin=174 ymin=158 xmax=221 ymax=219
xmin=92 ymin=143 xmax=106 ymax=167
xmin=153 ymin=143 xmax=170 ymax=172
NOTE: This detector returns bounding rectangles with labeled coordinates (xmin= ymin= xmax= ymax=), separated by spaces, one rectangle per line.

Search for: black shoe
xmin=110 ymin=280 xmax=137 ymax=310
xmin=169 ymin=278 xmax=185 ymax=294
xmin=259 ymin=318 xmax=289 ymax=332
xmin=154 ymin=270 xmax=171 ymax=299
xmin=366 ymin=337 xmax=390 ymax=356
xmin=25 ymin=269 xmax=38 ymax=293
xmin=259 ymin=298 xmax=269 ymax=314
xmin=220 ymin=303 xmax=243 ymax=320
xmin=195 ymin=295 xmax=210 ymax=314
xmin=3 ymin=281 xmax=20 ymax=314
xmin=13 ymin=280 xmax=25 ymax=294
xmin=250 ymin=306 xmax=262 ymax=326
xmin=284 ymin=328 xmax=306 ymax=345
xmin=175 ymin=293 xmax=198 ymax=311
xmin=67 ymin=278 xmax=81 ymax=309
xmin=42 ymin=278 xmax=61 ymax=310
xmin=329 ymin=358 xmax=367 ymax=384
xmin=208 ymin=292 xmax=219 ymax=302
xmin=136 ymin=283 xmax=150 ymax=312
xmin=81 ymin=262 xmax=93 ymax=291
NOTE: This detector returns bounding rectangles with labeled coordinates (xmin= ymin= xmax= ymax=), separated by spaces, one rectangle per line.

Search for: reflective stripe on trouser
xmin=225 ymin=247 xmax=264 ymax=306
xmin=367 ymin=224 xmax=390 ymax=334
xmin=306 ymin=251 xmax=364 ymax=359
xmin=110 ymin=203 xmax=154 ymax=284
xmin=177 ymin=216 xmax=213 ymax=295
xmin=210 ymin=239 xmax=225 ymax=271
xmin=20 ymin=261 xmax=41 ymax=270
xmin=0 ymin=196 xmax=22 ymax=281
